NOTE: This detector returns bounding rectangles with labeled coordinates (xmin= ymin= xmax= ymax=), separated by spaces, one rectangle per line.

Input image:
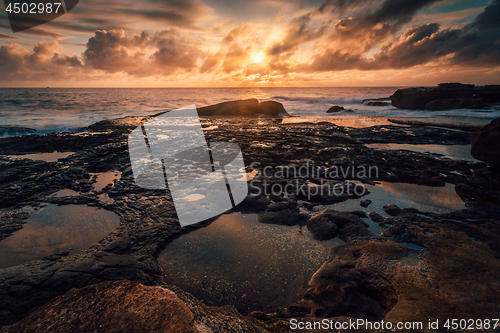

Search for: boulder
xmin=474 ymin=85 xmax=500 ymax=104
xmin=360 ymin=199 xmax=372 ymax=208
xmin=390 ymin=87 xmax=442 ymax=109
xmin=327 ymin=105 xmax=344 ymax=113
xmin=470 ymin=117 xmax=500 ymax=166
xmin=7 ymin=281 xmax=198 ymax=333
xmin=425 ymin=98 xmax=488 ymax=111
xmin=307 ymin=209 xmax=372 ymax=241
xmin=390 ymin=83 xmax=474 ymax=110
xmin=437 ymin=82 xmax=475 ymax=98
xmin=197 ymin=99 xmax=289 ymax=117
xmin=7 ymin=280 xmax=271 ymax=333
xmin=383 ymin=204 xmax=403 ymax=216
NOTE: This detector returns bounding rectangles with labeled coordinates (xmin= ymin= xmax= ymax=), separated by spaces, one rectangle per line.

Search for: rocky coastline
xmin=390 ymin=83 xmax=500 ymax=111
xmin=0 ymin=97 xmax=500 ymax=332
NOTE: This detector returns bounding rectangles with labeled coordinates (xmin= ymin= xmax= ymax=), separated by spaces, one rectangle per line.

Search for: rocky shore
xmin=390 ymin=82 xmax=500 ymax=110
xmin=1 ymin=100 xmax=500 ymax=332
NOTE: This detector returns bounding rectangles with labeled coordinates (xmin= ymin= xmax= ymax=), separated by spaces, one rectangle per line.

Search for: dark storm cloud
xmin=328 ymin=0 xmax=443 ymax=45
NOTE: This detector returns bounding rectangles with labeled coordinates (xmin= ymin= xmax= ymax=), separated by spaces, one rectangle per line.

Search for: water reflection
xmin=9 ymin=152 xmax=74 ymax=162
xmin=281 ymin=115 xmax=392 ymax=128
xmin=51 ymin=189 xmax=79 ymax=197
xmin=366 ymin=143 xmax=476 ymax=161
xmin=159 ymin=213 xmax=340 ymax=314
xmin=90 ymin=171 xmax=122 ymax=192
xmin=0 ymin=204 xmax=120 ymax=269
xmin=329 ymin=181 xmax=465 ymax=217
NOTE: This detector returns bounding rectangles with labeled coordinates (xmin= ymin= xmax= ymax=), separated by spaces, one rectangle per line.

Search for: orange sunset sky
xmin=0 ymin=0 xmax=499 ymax=87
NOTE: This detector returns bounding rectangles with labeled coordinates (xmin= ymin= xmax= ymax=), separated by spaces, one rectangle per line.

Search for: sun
xmin=251 ymin=52 xmax=265 ymax=64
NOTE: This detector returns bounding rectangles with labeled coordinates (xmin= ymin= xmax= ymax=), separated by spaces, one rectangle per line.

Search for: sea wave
xmin=271 ymin=95 xmax=365 ymax=105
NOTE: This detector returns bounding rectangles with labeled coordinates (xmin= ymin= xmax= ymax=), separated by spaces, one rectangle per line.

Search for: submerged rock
xmin=471 ymin=116 xmax=500 ymax=166
xmin=197 ymin=99 xmax=288 ymax=117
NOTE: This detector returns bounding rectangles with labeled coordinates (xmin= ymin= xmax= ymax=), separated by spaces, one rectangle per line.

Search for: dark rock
xmin=368 ymin=212 xmax=384 ymax=223
xmin=2 ymin=114 xmax=500 ymax=328
xmin=197 ymin=99 xmax=289 ymax=117
xmin=390 ymin=88 xmax=439 ymax=110
xmin=258 ymin=206 xmax=301 ymax=226
xmin=307 ymin=210 xmax=339 ymax=240
xmin=437 ymin=82 xmax=475 ymax=98
xmin=471 ymin=117 xmax=500 ymax=166
xmin=327 ymin=105 xmax=344 ymax=113
xmin=425 ymin=98 xmax=488 ymax=111
xmin=307 ymin=209 xmax=373 ymax=241
xmin=474 ymin=85 xmax=500 ymax=104
xmin=8 ymin=280 xmax=270 ymax=333
xmin=360 ymin=199 xmax=372 ymax=208
xmin=390 ymin=83 xmax=474 ymax=109
xmin=383 ymin=204 xmax=403 ymax=216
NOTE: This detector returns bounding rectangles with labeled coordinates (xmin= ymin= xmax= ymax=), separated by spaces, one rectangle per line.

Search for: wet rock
xmin=197 ymin=99 xmax=289 ymax=117
xmin=302 ymin=241 xmax=401 ymax=320
xmin=368 ymin=212 xmax=384 ymax=223
xmin=326 ymin=105 xmax=344 ymax=113
xmin=307 ymin=210 xmax=339 ymax=240
xmin=8 ymin=280 xmax=270 ymax=333
xmin=257 ymin=200 xmax=302 ymax=226
xmin=425 ymin=98 xmax=488 ymax=111
xmin=307 ymin=209 xmax=373 ymax=241
xmin=474 ymin=85 xmax=500 ymax=104
xmin=470 ymin=117 xmax=500 ymax=166
xmin=360 ymin=199 xmax=372 ymax=208
xmin=1 ymin=114 xmax=500 ymax=329
xmin=0 ymin=210 xmax=30 ymax=241
xmin=391 ymin=83 xmax=474 ymax=109
xmin=383 ymin=204 xmax=403 ymax=216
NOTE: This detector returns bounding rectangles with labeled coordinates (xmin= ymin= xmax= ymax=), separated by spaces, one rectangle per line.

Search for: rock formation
xmin=390 ymin=83 xmax=500 ymax=110
xmin=7 ymin=281 xmax=270 ymax=333
xmin=197 ymin=99 xmax=289 ymax=117
xmin=471 ymin=116 xmax=500 ymax=166
xmin=327 ymin=105 xmax=344 ymax=113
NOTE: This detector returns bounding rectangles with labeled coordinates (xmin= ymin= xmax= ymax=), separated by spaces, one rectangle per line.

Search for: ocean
xmin=1 ymin=87 xmax=499 ymax=136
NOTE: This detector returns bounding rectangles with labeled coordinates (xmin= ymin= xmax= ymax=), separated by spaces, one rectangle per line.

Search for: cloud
xmin=306 ymin=0 xmax=500 ymax=71
xmin=0 ymin=0 xmax=498 ymax=85
xmin=209 ymin=19 xmax=234 ymax=34
xmin=0 ymin=40 xmax=82 ymax=81
xmin=266 ymin=14 xmax=326 ymax=56
xmin=0 ymin=33 xmax=23 ymax=40
xmin=83 ymin=29 xmax=204 ymax=76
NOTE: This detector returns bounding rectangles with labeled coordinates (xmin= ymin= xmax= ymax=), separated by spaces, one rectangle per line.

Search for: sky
xmin=0 ymin=0 xmax=499 ymax=87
